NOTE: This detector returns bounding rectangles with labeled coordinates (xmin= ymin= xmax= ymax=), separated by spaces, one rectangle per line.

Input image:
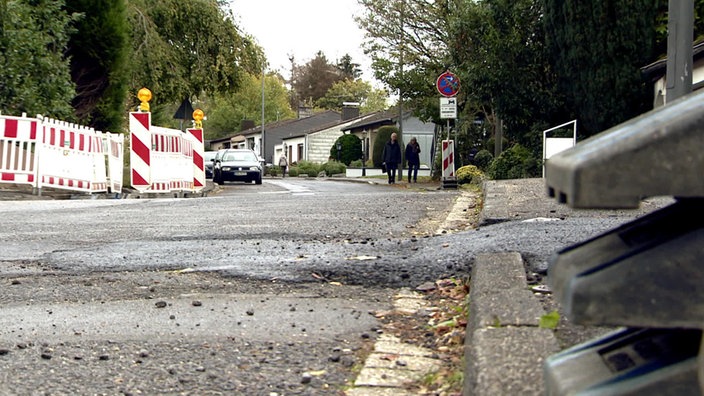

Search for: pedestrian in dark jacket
xmin=405 ymin=137 xmax=421 ymax=183
xmin=382 ymin=132 xmax=402 ymax=184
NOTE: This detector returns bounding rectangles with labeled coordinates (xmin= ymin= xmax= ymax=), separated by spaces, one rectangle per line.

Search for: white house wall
xmin=305 ymin=114 xmax=377 ymax=164
xmin=283 ymin=137 xmax=305 ymax=163
xmin=307 ymin=128 xmax=344 ymax=163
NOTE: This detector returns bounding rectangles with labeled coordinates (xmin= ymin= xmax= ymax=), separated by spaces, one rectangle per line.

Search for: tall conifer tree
xmin=64 ymin=0 xmax=130 ymax=132
xmin=543 ymin=0 xmax=659 ymax=136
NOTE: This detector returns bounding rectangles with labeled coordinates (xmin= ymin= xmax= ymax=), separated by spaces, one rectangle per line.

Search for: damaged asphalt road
xmin=0 ymin=179 xmax=470 ymax=395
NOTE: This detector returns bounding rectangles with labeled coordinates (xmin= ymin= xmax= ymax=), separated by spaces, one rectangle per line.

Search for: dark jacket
xmin=405 ymin=142 xmax=421 ymax=165
xmin=382 ymin=140 xmax=402 ymax=165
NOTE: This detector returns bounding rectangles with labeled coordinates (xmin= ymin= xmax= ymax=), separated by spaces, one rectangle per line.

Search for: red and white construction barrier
xmin=129 ymin=112 xmax=204 ymax=194
xmin=129 ymin=112 xmax=151 ymax=192
xmin=0 ymin=113 xmax=122 ymax=195
xmin=188 ymin=128 xmax=205 ymax=192
xmin=442 ymin=139 xmax=455 ymax=179
xmin=105 ymin=132 xmax=124 ymax=193
xmin=37 ymin=118 xmax=108 ymax=193
xmin=0 ymin=114 xmax=39 ymax=185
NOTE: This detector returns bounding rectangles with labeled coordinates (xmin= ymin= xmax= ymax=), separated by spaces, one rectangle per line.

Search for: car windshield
xmin=204 ymin=152 xmax=217 ymax=161
xmin=223 ymin=151 xmax=257 ymax=162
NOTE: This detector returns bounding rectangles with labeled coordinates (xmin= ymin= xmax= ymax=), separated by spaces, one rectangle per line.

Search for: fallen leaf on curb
xmin=329 ymin=281 xmax=342 ymax=286
xmin=312 ymin=273 xmax=327 ymax=281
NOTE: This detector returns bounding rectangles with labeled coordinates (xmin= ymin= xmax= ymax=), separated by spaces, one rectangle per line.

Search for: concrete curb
xmin=463 ymin=252 xmax=560 ymax=396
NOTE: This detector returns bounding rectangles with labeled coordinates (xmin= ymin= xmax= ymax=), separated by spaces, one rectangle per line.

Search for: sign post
xmin=436 ymin=71 xmax=460 ymax=189
xmin=440 ymin=97 xmax=457 ymax=119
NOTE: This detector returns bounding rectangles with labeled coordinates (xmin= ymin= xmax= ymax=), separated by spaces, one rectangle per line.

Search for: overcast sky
xmin=228 ymin=0 xmax=375 ymax=83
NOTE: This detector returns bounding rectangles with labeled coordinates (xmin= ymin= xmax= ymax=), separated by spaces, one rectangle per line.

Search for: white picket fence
xmin=0 ymin=113 xmax=123 ymax=195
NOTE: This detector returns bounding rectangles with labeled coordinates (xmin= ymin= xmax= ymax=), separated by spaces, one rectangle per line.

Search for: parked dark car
xmin=212 ymin=149 xmax=263 ymax=185
xmin=203 ymin=151 xmax=217 ymax=179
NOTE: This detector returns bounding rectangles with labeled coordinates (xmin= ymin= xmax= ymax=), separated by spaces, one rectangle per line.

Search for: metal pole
xmin=666 ymin=0 xmax=694 ymax=103
xmin=261 ymin=67 xmax=266 ymax=161
xmin=397 ymin=0 xmax=404 ymax=182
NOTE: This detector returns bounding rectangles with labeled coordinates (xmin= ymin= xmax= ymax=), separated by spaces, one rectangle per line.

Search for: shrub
xmin=288 ymin=166 xmax=300 ymax=177
xmin=296 ymin=160 xmax=321 ymax=177
xmin=372 ymin=125 xmax=398 ymax=167
xmin=348 ymin=159 xmax=363 ymax=168
xmin=488 ymin=144 xmax=540 ymax=180
xmin=473 ymin=149 xmax=493 ymax=171
xmin=486 ymin=136 xmax=509 ymax=154
xmin=456 ymin=165 xmax=484 ymax=185
xmin=322 ymin=160 xmax=346 ymax=176
xmin=330 ymin=134 xmax=363 ymax=165
xmin=268 ymin=166 xmax=280 ymax=176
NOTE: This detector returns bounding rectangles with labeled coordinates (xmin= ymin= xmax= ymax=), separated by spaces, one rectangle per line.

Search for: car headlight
xmin=249 ymin=166 xmax=260 ymax=171
xmin=222 ymin=166 xmax=231 ymax=171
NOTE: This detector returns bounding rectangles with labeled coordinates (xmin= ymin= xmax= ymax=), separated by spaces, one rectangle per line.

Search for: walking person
xmin=382 ymin=132 xmax=402 ymax=184
xmin=278 ymin=153 xmax=288 ymax=177
xmin=405 ymin=137 xmax=421 ymax=183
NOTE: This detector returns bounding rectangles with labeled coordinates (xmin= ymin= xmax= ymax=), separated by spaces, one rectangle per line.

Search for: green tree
xmin=449 ymin=0 xmax=562 ymax=157
xmin=336 ymin=54 xmax=362 ymax=80
xmin=65 ymin=0 xmax=130 ymax=132
xmin=315 ymin=79 xmax=388 ymax=113
xmin=543 ymin=0 xmax=660 ymax=136
xmin=205 ymin=72 xmax=295 ymax=140
xmin=356 ymin=0 xmax=450 ymax=122
xmin=126 ymin=0 xmax=264 ymax=122
xmin=0 ymin=0 xmax=78 ymax=119
xmin=291 ymin=51 xmax=345 ymax=109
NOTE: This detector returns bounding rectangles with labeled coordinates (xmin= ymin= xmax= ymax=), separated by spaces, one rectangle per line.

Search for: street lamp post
xmin=336 ymin=142 xmax=342 ymax=162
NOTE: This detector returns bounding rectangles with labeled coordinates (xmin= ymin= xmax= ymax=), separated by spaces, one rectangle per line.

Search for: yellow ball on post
xmin=193 ymin=109 xmax=204 ymax=129
xmin=138 ymin=88 xmax=152 ymax=112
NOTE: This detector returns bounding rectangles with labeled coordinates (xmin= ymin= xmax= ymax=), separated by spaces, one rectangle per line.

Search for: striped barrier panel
xmin=178 ymin=136 xmax=194 ymax=192
xmin=129 ymin=111 xmax=201 ymax=194
xmin=187 ymin=128 xmax=205 ymax=192
xmin=37 ymin=117 xmax=108 ymax=193
xmin=150 ymin=126 xmax=189 ymax=192
xmin=442 ymin=139 xmax=455 ymax=179
xmin=0 ymin=113 xmax=40 ymax=187
xmin=105 ymin=132 xmax=124 ymax=193
xmin=129 ymin=112 xmax=151 ymax=192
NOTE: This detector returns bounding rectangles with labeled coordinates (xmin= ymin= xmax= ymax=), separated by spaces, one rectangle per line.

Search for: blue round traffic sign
xmin=436 ymin=71 xmax=460 ymax=97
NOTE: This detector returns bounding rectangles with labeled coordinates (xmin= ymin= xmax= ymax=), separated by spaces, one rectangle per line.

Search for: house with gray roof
xmin=277 ymin=109 xmax=378 ymax=165
xmin=208 ymin=107 xmax=371 ymax=166
xmin=342 ymin=108 xmax=437 ymax=168
xmin=641 ymin=40 xmax=704 ymax=108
